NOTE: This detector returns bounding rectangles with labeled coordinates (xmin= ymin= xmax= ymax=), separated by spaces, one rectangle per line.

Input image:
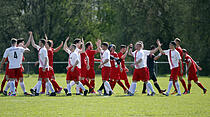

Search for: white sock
xmin=166 ymin=81 xmax=173 ymax=94
xmin=129 ymin=82 xmax=137 ymax=94
xmin=20 ymin=82 xmax=26 ymax=93
xmin=36 ymin=81 xmax=42 ymax=93
xmin=104 ymin=84 xmax=109 ymax=94
xmin=67 ymin=83 xmax=71 ymax=93
xmin=104 ymin=81 xmax=113 ymax=92
xmin=32 ymin=83 xmax=38 ymax=90
xmin=5 ymin=81 xmax=10 ymax=91
xmin=10 ymin=81 xmax=15 ymax=94
xmin=46 ymin=83 xmax=49 ymax=94
xmin=47 ymin=81 xmax=55 ymax=93
xmin=78 ymin=81 xmax=86 ymax=91
xmin=76 ymin=84 xmax=80 ymax=94
xmin=147 ymin=81 xmax=155 ymax=93
xmin=70 ymin=81 xmax=75 ymax=87
xmin=175 ymin=81 xmax=181 ymax=94
xmin=146 ymin=83 xmax=150 ymax=94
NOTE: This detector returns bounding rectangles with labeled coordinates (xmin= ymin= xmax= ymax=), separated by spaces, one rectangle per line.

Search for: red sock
xmin=173 ymin=80 xmax=177 ymax=91
xmin=81 ymin=80 xmax=86 ymax=86
xmin=180 ymin=79 xmax=188 ymax=91
xmin=124 ymin=79 xmax=130 ymax=89
xmin=1 ymin=76 xmax=7 ymax=92
xmin=90 ymin=80 xmax=95 ymax=88
xmin=84 ymin=79 xmax=92 ymax=89
xmin=110 ymin=81 xmax=116 ymax=90
xmin=188 ymin=84 xmax=191 ymax=91
xmin=51 ymin=79 xmax=60 ymax=92
xmin=41 ymin=80 xmax=46 ymax=92
xmin=197 ymin=83 xmax=205 ymax=90
xmin=117 ymin=80 xmax=127 ymax=91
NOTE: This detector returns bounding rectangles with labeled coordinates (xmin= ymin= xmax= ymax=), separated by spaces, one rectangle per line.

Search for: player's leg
xmin=128 ymin=69 xmax=139 ymax=96
xmin=151 ymin=72 xmax=166 ymax=94
xmin=66 ymin=80 xmax=71 ymax=96
xmin=0 ymin=75 xmax=7 ymax=93
xmin=194 ymin=80 xmax=207 ymax=94
xmin=75 ymin=80 xmax=88 ymax=96
xmin=187 ymin=80 xmax=191 ymax=93
xmin=50 ymin=69 xmax=62 ymax=93
xmin=35 ymin=78 xmax=42 ymax=96
xmin=97 ymin=82 xmax=105 ymax=95
xmin=145 ymin=80 xmax=155 ymax=96
xmin=179 ymin=76 xmax=188 ymax=94
xmin=142 ymin=82 xmax=146 ymax=94
xmin=116 ymin=80 xmax=128 ymax=93
xmin=9 ymin=78 xmax=16 ymax=96
xmin=41 ymin=79 xmax=46 ymax=94
xmin=45 ymin=78 xmax=56 ymax=96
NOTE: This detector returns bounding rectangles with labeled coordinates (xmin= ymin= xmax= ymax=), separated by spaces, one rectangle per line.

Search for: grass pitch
xmin=0 ymin=74 xmax=209 ymax=117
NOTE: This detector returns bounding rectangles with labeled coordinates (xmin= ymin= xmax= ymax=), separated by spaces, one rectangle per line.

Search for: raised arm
xmin=54 ymin=41 xmax=63 ymax=53
xmin=128 ymin=44 xmax=133 ymax=57
xmin=96 ymin=39 xmax=102 ymax=53
xmin=154 ymin=53 xmax=162 ymax=61
xmin=81 ymin=38 xmax=85 ymax=53
xmin=24 ymin=31 xmax=32 ymax=48
xmin=121 ymin=46 xmax=129 ymax=59
xmin=63 ymin=37 xmax=70 ymax=53
xmin=31 ymin=32 xmax=40 ymax=50
xmin=156 ymin=40 xmax=164 ymax=54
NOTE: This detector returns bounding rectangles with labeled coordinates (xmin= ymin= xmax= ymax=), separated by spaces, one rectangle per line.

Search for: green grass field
xmin=0 ymin=74 xmax=209 ymax=117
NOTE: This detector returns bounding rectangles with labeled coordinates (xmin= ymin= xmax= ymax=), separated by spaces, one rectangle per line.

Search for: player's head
xmin=11 ymin=38 xmax=17 ymax=46
xmin=120 ymin=45 xmax=126 ymax=53
xmin=110 ymin=44 xmax=116 ymax=52
xmin=150 ymin=45 xmax=156 ymax=50
xmin=17 ymin=38 xmax=25 ymax=47
xmin=135 ymin=42 xmax=142 ymax=50
xmin=169 ymin=41 xmax=176 ymax=49
xmin=174 ymin=38 xmax=181 ymax=46
xmin=73 ymin=38 xmax=81 ymax=48
xmin=70 ymin=44 xmax=76 ymax=52
xmin=85 ymin=41 xmax=93 ymax=50
xmin=46 ymin=40 xmax=52 ymax=48
xmin=182 ymin=49 xmax=187 ymax=56
xmin=39 ymin=39 xmax=46 ymax=47
xmin=101 ymin=42 xmax=109 ymax=50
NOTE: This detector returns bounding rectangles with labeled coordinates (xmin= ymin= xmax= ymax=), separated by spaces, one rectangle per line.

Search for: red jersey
xmin=118 ymin=52 xmax=125 ymax=68
xmin=184 ymin=54 xmax=197 ymax=73
xmin=81 ymin=52 xmax=87 ymax=68
xmin=86 ymin=50 xmax=97 ymax=68
xmin=48 ymin=48 xmax=54 ymax=67
xmin=110 ymin=52 xmax=119 ymax=68
xmin=176 ymin=47 xmax=183 ymax=58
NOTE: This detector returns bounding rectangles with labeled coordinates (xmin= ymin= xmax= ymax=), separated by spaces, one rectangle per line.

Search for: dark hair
xmin=73 ymin=38 xmax=81 ymax=44
xmin=150 ymin=45 xmax=156 ymax=50
xmin=170 ymin=41 xmax=176 ymax=47
xmin=85 ymin=41 xmax=91 ymax=48
xmin=47 ymin=40 xmax=52 ymax=47
xmin=40 ymin=39 xmax=46 ymax=45
xmin=120 ymin=45 xmax=126 ymax=49
xmin=71 ymin=44 xmax=76 ymax=49
xmin=175 ymin=38 xmax=181 ymax=43
xmin=182 ymin=49 xmax=187 ymax=53
xmin=17 ymin=38 xmax=24 ymax=45
xmin=102 ymin=42 xmax=109 ymax=47
xmin=11 ymin=38 xmax=17 ymax=45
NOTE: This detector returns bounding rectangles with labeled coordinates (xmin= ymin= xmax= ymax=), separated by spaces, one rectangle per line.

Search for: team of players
xmin=0 ymin=32 xmax=207 ymax=96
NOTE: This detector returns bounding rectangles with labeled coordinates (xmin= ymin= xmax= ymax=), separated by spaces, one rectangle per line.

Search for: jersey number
xmin=14 ymin=52 xmax=18 ymax=59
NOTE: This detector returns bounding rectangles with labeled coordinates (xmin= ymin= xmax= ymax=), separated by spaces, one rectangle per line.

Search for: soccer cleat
xmin=89 ymin=88 xmax=94 ymax=93
xmin=10 ymin=94 xmax=16 ymax=96
xmin=147 ymin=94 xmax=150 ymax=96
xmin=0 ymin=91 xmax=3 ymax=94
xmin=24 ymin=92 xmax=32 ymax=96
xmin=49 ymin=92 xmax=56 ymax=96
xmin=3 ymin=91 xmax=7 ymax=96
xmin=163 ymin=92 xmax=169 ymax=96
xmin=159 ymin=89 xmax=166 ymax=94
xmin=151 ymin=92 xmax=155 ymax=96
xmin=126 ymin=91 xmax=134 ymax=96
xmin=46 ymin=93 xmax=50 ymax=96
xmin=203 ymin=89 xmax=207 ymax=94
xmin=108 ymin=91 xmax=112 ymax=96
xmin=76 ymin=93 xmax=80 ymax=95
xmin=90 ymin=91 xmax=96 ymax=94
xmin=63 ymin=88 xmax=68 ymax=95
xmin=175 ymin=94 xmax=181 ymax=96
xmin=171 ymin=90 xmax=177 ymax=95
xmin=40 ymin=92 xmax=45 ymax=94
xmin=142 ymin=91 xmax=146 ymax=94
xmin=84 ymin=90 xmax=88 ymax=96
xmin=30 ymin=89 xmax=35 ymax=94
xmin=67 ymin=93 xmax=72 ymax=96
xmin=97 ymin=90 xmax=103 ymax=95
xmin=187 ymin=90 xmax=190 ymax=94
xmin=183 ymin=91 xmax=188 ymax=95
xmin=8 ymin=92 xmax=11 ymax=96
xmin=57 ymin=87 xmax=63 ymax=94
xmin=35 ymin=93 xmax=39 ymax=96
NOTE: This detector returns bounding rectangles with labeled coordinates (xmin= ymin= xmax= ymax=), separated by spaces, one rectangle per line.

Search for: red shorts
xmin=66 ymin=67 xmax=79 ymax=81
xmin=120 ymin=69 xmax=128 ymax=80
xmin=86 ymin=68 xmax=95 ymax=79
xmin=48 ymin=67 xmax=55 ymax=79
xmin=39 ymin=68 xmax=49 ymax=79
xmin=80 ymin=67 xmax=87 ymax=78
xmin=132 ymin=67 xmax=150 ymax=82
xmin=170 ymin=67 xmax=179 ymax=81
xmin=7 ymin=68 xmax=23 ymax=79
xmin=177 ymin=63 xmax=184 ymax=77
xmin=101 ymin=67 xmax=110 ymax=81
xmin=188 ymin=71 xmax=198 ymax=82
xmin=5 ymin=68 xmax=9 ymax=75
xmin=110 ymin=67 xmax=120 ymax=80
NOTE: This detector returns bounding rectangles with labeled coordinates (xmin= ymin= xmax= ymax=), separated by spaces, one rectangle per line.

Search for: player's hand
xmin=198 ymin=66 xmax=202 ymax=71
xmin=35 ymin=61 xmax=39 ymax=66
xmin=98 ymin=64 xmax=102 ymax=69
xmin=125 ymin=67 xmax=129 ymax=72
xmin=49 ymin=66 xmax=53 ymax=70
xmin=66 ymin=66 xmax=70 ymax=70
xmin=29 ymin=31 xmax=32 ymax=35
xmin=156 ymin=39 xmax=161 ymax=46
xmin=87 ymin=65 xmax=90 ymax=70
xmin=45 ymin=33 xmax=48 ymax=40
xmin=42 ymin=68 xmax=46 ymax=72
xmin=71 ymin=67 xmax=75 ymax=72
xmin=22 ymin=66 xmax=24 ymax=72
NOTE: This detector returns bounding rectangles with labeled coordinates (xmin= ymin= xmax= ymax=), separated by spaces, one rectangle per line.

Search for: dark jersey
xmin=147 ymin=54 xmax=155 ymax=72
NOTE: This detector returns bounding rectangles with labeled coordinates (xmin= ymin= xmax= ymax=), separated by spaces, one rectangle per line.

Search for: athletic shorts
xmin=48 ymin=67 xmax=55 ymax=79
xmin=39 ymin=68 xmax=49 ymax=79
xmin=101 ymin=67 xmax=110 ymax=81
xmin=7 ymin=68 xmax=23 ymax=79
xmin=80 ymin=67 xmax=87 ymax=78
xmin=170 ymin=67 xmax=179 ymax=81
xmin=120 ymin=69 xmax=128 ymax=80
xmin=86 ymin=68 xmax=95 ymax=79
xmin=177 ymin=63 xmax=184 ymax=77
xmin=66 ymin=67 xmax=79 ymax=81
xmin=110 ymin=67 xmax=120 ymax=80
xmin=188 ymin=70 xmax=198 ymax=82
xmin=132 ymin=67 xmax=150 ymax=82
